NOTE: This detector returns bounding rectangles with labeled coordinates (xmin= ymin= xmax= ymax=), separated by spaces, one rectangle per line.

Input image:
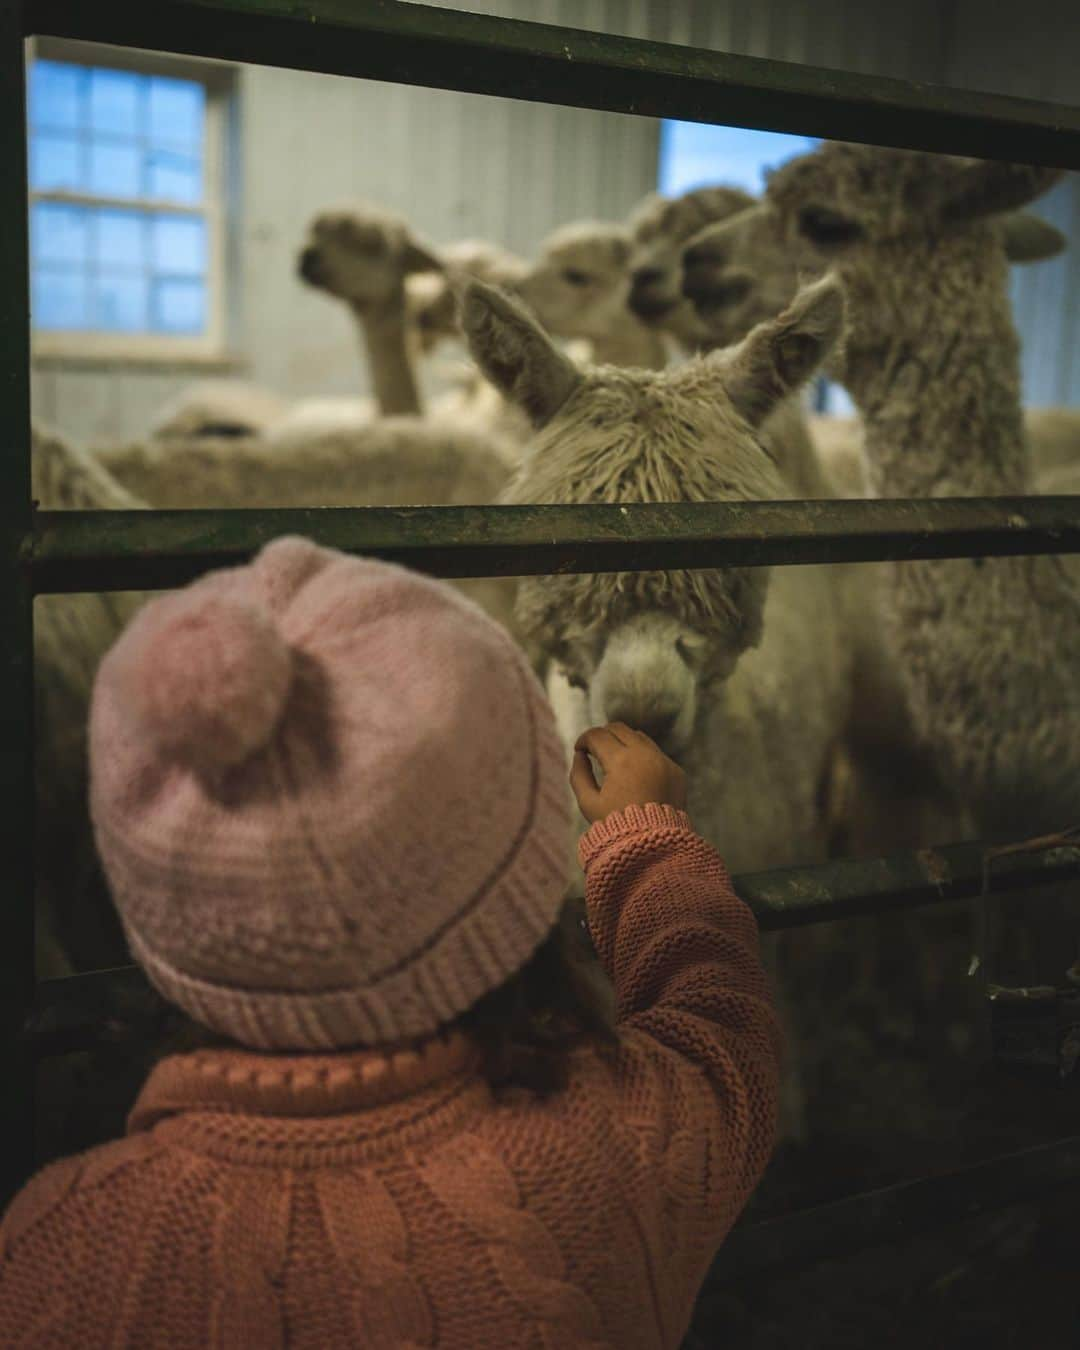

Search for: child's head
xmin=89 ymin=536 xmax=576 ymax=1059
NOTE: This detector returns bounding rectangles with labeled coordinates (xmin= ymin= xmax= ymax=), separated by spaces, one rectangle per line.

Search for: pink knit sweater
xmin=0 ymin=804 xmax=781 ymax=1349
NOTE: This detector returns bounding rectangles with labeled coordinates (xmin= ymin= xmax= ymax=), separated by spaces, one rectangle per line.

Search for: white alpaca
xmin=32 ymin=423 xmax=149 ymax=977
xmin=625 ymin=185 xmax=757 ymax=353
xmin=299 ymin=206 xmax=535 ymax=449
xmin=461 ymin=276 xmax=851 ymax=870
xmin=515 ymin=221 xmax=667 ymax=370
xmin=297 ymin=202 xmax=445 ymax=418
xmin=407 ymin=237 xmax=529 ymax=355
xmin=146 ymin=378 xmax=294 ymax=443
xmin=93 ymin=418 xmax=521 ymax=640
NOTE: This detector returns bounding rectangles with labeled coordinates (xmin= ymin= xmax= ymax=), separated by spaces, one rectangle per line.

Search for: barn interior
xmin=14 ymin=1 xmax=1080 ymax=1346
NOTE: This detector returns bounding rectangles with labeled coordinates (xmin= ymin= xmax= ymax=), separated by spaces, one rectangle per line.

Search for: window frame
xmin=27 ymin=36 xmax=235 ymax=365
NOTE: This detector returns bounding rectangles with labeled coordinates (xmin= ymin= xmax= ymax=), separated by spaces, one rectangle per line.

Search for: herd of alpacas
xmin=35 ymin=143 xmax=1080 ymax=1143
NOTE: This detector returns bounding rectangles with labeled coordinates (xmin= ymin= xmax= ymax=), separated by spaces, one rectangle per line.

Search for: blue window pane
xmin=658 ymin=122 xmax=818 ymax=197
xmin=147 ymin=149 xmax=201 ymax=204
xmin=30 ymin=133 xmax=84 ymax=192
xmin=32 ymin=203 xmax=89 ymax=266
xmin=148 ymin=77 xmax=204 ymax=148
xmin=94 ymin=209 xmax=146 ymax=271
xmin=150 ymin=215 xmax=205 ymax=275
xmin=29 ymin=61 xmax=84 ymax=132
xmin=89 ymin=68 xmax=142 ymax=137
xmin=33 ymin=267 xmax=89 ymax=328
xmin=88 ymin=140 xmax=142 ymax=197
xmin=95 ymin=273 xmax=149 ymax=331
xmin=153 ymin=278 xmax=205 ymax=333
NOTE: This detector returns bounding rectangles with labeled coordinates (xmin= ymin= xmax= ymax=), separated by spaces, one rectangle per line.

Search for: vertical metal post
xmin=1 ymin=0 xmax=36 ymax=1208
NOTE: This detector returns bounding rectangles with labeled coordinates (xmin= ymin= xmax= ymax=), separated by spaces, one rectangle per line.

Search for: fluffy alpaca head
xmin=515 ymin=221 xmax=636 ymax=343
xmin=758 ymin=145 xmax=1063 ymax=392
xmin=681 ymin=150 xmax=1065 ymax=360
xmin=460 ymin=275 xmax=845 ymax=757
xmin=626 ymin=185 xmax=756 ymax=350
xmin=406 ymin=239 xmax=529 ymax=352
xmin=297 ymin=203 xmax=443 ymax=312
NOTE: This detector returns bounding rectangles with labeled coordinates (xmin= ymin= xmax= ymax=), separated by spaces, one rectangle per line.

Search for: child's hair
xmin=459 ymin=901 xmax=618 ymax=1095
xmin=150 ymin=901 xmax=617 ymax=1097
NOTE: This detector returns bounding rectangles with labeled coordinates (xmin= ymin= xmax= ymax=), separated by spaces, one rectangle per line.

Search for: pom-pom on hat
xmin=90 ymin=536 xmax=571 ymax=1051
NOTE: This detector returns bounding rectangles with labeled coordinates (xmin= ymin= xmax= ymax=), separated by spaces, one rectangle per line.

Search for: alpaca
xmin=679 ymin=196 xmax=1072 ymax=489
xmin=146 ymin=378 xmax=294 ymax=442
xmin=297 ymin=203 xmax=444 ymax=417
xmin=407 ymin=237 xmax=529 ymax=355
xmin=760 ymin=147 xmax=1079 ymax=850
xmin=462 ymin=275 xmax=851 ymax=871
xmin=31 ymin=423 xmax=149 ymax=977
xmin=677 ymin=190 xmax=1076 ymax=856
xmin=625 ymin=184 xmax=756 ymax=352
xmin=92 ymin=418 xmax=521 ymax=640
xmin=515 ymin=221 xmax=668 ymax=369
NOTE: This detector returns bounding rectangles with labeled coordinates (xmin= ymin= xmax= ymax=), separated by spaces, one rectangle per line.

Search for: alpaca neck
xmin=763 ymin=401 xmax=836 ymax=500
xmin=351 ymin=294 xmax=421 ymax=417
xmin=589 ymin=324 xmax=668 ymax=371
xmin=844 ymin=270 xmax=1031 ymax=499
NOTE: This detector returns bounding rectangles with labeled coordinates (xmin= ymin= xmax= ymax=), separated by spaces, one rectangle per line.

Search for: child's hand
xmin=570 ymin=722 xmax=688 ymax=824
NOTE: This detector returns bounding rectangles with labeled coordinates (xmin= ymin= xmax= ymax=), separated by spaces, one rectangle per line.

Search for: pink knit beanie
xmin=89 ymin=536 xmax=571 ymax=1051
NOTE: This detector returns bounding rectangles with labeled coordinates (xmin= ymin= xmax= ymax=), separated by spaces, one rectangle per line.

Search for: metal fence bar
xmin=26 ymin=496 xmax=1080 ymax=593
xmin=707 ymin=1134 xmax=1080 ymax=1286
xmin=23 ymin=831 xmax=1080 ymax=1058
xmin=25 ymin=0 xmax=1080 ymax=167
xmin=1 ymin=0 xmax=36 ymax=1212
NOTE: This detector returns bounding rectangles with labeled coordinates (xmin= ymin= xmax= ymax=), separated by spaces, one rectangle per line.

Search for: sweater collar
xmin=128 ymin=1031 xmax=480 ymax=1135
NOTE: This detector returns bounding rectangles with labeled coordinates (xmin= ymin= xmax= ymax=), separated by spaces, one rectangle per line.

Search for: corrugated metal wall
xmin=944 ymin=1 xmax=1080 ymax=407
xmin=31 ymin=0 xmax=951 ymax=445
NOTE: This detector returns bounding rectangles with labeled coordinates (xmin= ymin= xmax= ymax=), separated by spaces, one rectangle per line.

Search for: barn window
xmin=658 ymin=120 xmax=817 ymax=197
xmin=658 ymin=120 xmax=854 ymax=414
xmin=27 ymin=41 xmax=233 ymax=362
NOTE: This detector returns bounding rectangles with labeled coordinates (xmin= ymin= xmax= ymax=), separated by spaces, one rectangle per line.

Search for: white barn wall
xmin=943 ymin=2 xmax=1080 ymax=408
xmin=33 ymin=0 xmax=951 ymax=445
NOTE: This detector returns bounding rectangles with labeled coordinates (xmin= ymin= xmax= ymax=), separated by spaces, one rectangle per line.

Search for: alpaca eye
xmin=797 ymin=206 xmax=863 ymax=249
xmin=566 ymin=673 xmax=588 ymax=691
xmin=563 ymin=268 xmax=591 ymax=287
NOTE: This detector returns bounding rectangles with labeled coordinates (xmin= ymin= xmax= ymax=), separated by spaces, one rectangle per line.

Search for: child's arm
xmin=572 ymin=725 xmax=782 ymax=1232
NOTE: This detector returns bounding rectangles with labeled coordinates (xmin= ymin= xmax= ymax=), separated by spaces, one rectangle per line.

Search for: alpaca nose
xmin=632 ymin=266 xmax=665 ymax=289
xmin=634 ymin=710 xmax=679 ymax=750
xmin=298 ymin=247 xmax=323 ymax=283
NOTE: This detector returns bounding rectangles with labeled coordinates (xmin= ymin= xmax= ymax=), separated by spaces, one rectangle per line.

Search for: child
xmin=0 ymin=535 xmax=780 ymax=1348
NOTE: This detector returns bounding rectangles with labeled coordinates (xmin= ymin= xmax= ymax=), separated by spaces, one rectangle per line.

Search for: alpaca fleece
xmin=766 ymin=144 xmax=1080 ymax=837
xmin=0 ymin=805 xmax=781 ymax=1349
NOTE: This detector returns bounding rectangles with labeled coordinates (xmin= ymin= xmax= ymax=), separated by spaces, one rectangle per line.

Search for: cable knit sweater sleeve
xmin=579 ymin=802 xmax=783 ymax=1239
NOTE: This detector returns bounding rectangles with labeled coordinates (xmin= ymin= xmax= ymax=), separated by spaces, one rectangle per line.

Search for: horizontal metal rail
xmin=709 ymin=1133 xmax=1080 ymax=1286
xmin=24 ymin=832 xmax=1080 ymax=1057
xmin=25 ymin=0 xmax=1080 ymax=167
xmin=25 ymin=496 xmax=1080 ymax=593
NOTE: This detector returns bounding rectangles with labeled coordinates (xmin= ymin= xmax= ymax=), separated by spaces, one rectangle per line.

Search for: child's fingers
xmin=569 ymin=748 xmax=601 ymax=814
xmin=573 ymin=725 xmax=627 ymax=768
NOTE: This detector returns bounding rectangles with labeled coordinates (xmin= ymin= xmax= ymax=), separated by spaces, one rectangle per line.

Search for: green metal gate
xmin=6 ymin=0 xmax=1080 ymax=1281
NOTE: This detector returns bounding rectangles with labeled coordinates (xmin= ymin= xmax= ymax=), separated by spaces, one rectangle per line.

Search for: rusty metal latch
xmin=987 ymin=983 xmax=1080 ymax=1080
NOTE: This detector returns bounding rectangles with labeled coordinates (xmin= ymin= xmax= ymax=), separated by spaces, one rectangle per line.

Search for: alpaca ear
xmin=941 ymin=162 xmax=1063 ymax=223
xmin=997 ymin=212 xmax=1067 ymax=263
xmin=401 ymin=239 xmax=444 ymax=275
xmin=719 ymin=275 xmax=845 ymax=426
xmin=460 ymin=280 xmax=583 ymax=428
